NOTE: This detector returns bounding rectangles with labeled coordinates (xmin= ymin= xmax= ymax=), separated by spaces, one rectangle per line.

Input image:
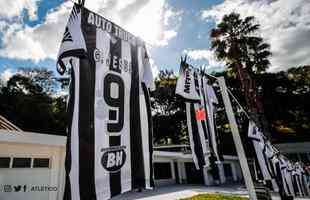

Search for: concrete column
xmin=231 ymin=162 xmax=238 ymax=182
xmin=177 ymin=161 xmax=183 ymax=184
xmin=179 ymin=162 xmax=187 ymax=184
xmin=203 ymin=167 xmax=214 ymax=186
xmin=170 ymin=161 xmax=175 ymax=180
xmin=217 ymin=162 xmax=226 ymax=184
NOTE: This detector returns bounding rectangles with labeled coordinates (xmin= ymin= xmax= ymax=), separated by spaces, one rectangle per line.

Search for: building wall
xmin=275 ymin=142 xmax=310 ymax=164
xmin=153 ymin=152 xmax=243 ymax=186
xmin=0 ymin=131 xmax=66 ymax=200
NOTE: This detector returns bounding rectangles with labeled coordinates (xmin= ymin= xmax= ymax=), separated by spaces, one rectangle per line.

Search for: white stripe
xmin=120 ymin=40 xmax=132 ymax=193
xmin=94 ymin=29 xmax=111 ymax=200
xmin=186 ymin=103 xmax=199 ymax=170
xmin=138 ymin=47 xmax=151 ymax=189
xmin=203 ymin=79 xmax=220 ymax=161
xmin=69 ymin=58 xmax=80 ymax=200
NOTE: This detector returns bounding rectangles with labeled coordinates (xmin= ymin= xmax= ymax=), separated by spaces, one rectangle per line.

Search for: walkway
xmin=111 ymin=184 xmax=248 ymax=200
xmin=111 ymin=184 xmax=310 ymax=200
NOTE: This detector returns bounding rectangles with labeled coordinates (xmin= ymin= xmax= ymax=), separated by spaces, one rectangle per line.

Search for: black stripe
xmin=298 ymin=175 xmax=305 ymax=196
xmin=142 ymin=83 xmax=154 ymax=187
xmin=63 ymin=61 xmax=75 ymax=200
xmin=249 ymin=137 xmax=261 ymax=142
xmin=109 ymin=37 xmax=122 ymax=197
xmin=212 ymin=106 xmax=223 ymax=161
xmin=109 ymin=136 xmax=121 ymax=197
xmin=173 ymin=162 xmax=180 ymax=184
xmin=199 ymin=77 xmax=210 ymax=141
xmin=130 ymin=45 xmax=145 ymax=189
xmin=200 ymin=78 xmax=215 ymax=157
xmin=292 ymin=175 xmax=298 ymax=196
xmin=78 ymin=8 xmax=96 ymax=199
xmin=189 ymin=103 xmax=206 ymax=169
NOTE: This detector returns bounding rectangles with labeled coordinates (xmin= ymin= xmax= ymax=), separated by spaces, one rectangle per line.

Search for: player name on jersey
xmin=57 ymin=4 xmax=154 ymax=200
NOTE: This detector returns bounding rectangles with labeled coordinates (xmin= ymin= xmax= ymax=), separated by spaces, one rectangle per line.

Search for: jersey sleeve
xmin=142 ymin=47 xmax=155 ymax=91
xmin=56 ymin=4 xmax=87 ymax=75
xmin=206 ymin=81 xmax=218 ymax=105
xmin=248 ymin=121 xmax=263 ymax=141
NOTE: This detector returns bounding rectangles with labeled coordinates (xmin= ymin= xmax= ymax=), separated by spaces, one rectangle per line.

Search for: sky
xmin=0 ymin=0 xmax=309 ymax=83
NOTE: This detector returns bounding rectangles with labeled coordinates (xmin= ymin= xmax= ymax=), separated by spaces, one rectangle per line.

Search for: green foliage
xmin=151 ymin=70 xmax=188 ymax=145
xmin=210 ymin=12 xmax=272 ymax=135
xmin=210 ymin=12 xmax=271 ymax=75
xmin=258 ymin=66 xmax=310 ymax=142
xmin=0 ymin=68 xmax=67 ymax=135
xmin=0 ymin=65 xmax=309 ymax=145
xmin=180 ymin=193 xmax=249 ymax=200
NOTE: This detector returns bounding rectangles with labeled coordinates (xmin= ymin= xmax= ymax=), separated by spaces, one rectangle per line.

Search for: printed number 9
xmin=104 ymin=73 xmax=125 ymax=132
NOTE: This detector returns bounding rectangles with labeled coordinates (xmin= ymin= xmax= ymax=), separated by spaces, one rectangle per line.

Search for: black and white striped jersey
xmin=176 ymin=65 xmax=211 ymax=170
xmin=57 ymin=4 xmax=154 ymax=200
xmin=248 ymin=121 xmax=272 ymax=180
xmin=176 ymin=64 xmax=222 ymax=170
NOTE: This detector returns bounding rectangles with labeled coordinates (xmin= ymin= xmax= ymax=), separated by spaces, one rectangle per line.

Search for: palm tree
xmin=210 ymin=12 xmax=271 ymax=135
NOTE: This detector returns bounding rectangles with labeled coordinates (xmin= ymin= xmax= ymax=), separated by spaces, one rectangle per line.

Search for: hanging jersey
xmin=204 ymin=77 xmax=222 ymax=161
xmin=57 ymin=4 xmax=154 ymax=200
xmin=176 ymin=64 xmax=211 ymax=170
xmin=248 ymin=121 xmax=272 ymax=180
xmin=279 ymin=156 xmax=294 ymax=196
xmin=263 ymin=141 xmax=279 ymax=192
xmin=175 ymin=64 xmax=201 ymax=101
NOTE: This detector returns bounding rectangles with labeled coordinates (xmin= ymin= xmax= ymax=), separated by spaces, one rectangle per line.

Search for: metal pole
xmin=218 ymin=76 xmax=257 ymax=200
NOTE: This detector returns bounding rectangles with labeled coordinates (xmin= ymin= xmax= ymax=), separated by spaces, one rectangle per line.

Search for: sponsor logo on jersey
xmin=184 ymin=68 xmax=191 ymax=93
xmin=195 ymin=108 xmax=206 ymax=121
xmin=62 ymin=27 xmax=73 ymax=43
xmin=87 ymin=11 xmax=140 ymax=46
xmin=101 ymin=146 xmax=126 ymax=172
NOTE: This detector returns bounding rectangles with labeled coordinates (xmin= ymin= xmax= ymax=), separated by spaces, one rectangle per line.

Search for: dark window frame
xmin=33 ymin=158 xmax=50 ymax=168
xmin=154 ymin=162 xmax=172 ymax=180
xmin=12 ymin=157 xmax=31 ymax=168
xmin=0 ymin=157 xmax=11 ymax=168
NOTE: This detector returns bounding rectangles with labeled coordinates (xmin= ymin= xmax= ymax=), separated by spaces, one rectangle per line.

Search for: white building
xmin=153 ymin=145 xmax=244 ymax=186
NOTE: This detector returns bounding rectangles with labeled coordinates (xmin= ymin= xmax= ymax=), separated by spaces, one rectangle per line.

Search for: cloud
xmin=183 ymin=49 xmax=225 ymax=69
xmin=149 ymin=58 xmax=160 ymax=78
xmin=0 ymin=0 xmax=182 ymax=62
xmin=0 ymin=1 xmax=73 ymax=61
xmin=201 ymin=0 xmax=310 ymax=72
xmin=0 ymin=0 xmax=40 ymax=20
xmin=0 ymin=68 xmax=14 ymax=84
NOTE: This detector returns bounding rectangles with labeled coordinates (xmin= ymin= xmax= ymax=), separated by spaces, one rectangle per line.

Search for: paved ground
xmin=111 ymin=184 xmax=247 ymax=200
xmin=111 ymin=184 xmax=310 ymax=200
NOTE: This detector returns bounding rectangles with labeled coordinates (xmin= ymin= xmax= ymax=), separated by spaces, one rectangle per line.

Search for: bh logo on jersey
xmin=101 ymin=146 xmax=126 ymax=172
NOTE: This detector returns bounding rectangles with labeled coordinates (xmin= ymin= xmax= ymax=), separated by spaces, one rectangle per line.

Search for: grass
xmin=180 ymin=193 xmax=249 ymax=200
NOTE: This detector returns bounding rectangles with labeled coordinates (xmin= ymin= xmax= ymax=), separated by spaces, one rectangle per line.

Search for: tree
xmin=210 ymin=12 xmax=271 ymax=135
xmin=0 ymin=68 xmax=67 ymax=135
xmin=17 ymin=67 xmax=58 ymax=95
xmin=151 ymin=70 xmax=188 ymax=145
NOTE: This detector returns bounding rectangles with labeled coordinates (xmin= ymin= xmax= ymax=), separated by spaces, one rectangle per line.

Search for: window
xmin=33 ymin=158 xmax=50 ymax=168
xmin=154 ymin=162 xmax=172 ymax=180
xmin=12 ymin=158 xmax=31 ymax=168
xmin=0 ymin=157 xmax=10 ymax=168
